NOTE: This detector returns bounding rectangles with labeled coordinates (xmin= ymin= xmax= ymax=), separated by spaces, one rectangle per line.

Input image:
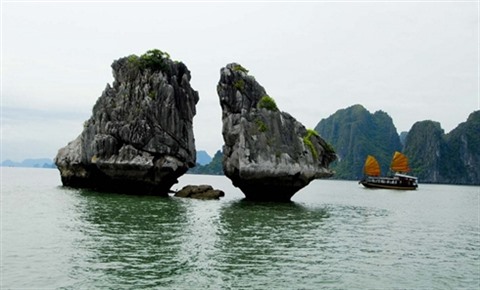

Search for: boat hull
xmin=360 ymin=180 xmax=417 ymax=190
xmin=359 ymin=174 xmax=418 ymax=190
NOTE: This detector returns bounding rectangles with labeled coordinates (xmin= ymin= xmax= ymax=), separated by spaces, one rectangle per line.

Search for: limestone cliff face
xmin=445 ymin=111 xmax=480 ymax=184
xmin=403 ymin=121 xmax=446 ymax=183
xmin=315 ymin=104 xmax=402 ymax=179
xmin=218 ymin=63 xmax=336 ymax=201
xmin=55 ymin=50 xmax=199 ymax=194
xmin=404 ymin=111 xmax=480 ymax=185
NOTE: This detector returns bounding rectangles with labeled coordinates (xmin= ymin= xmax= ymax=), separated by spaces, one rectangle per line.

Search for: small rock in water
xmin=174 ymin=185 xmax=225 ymax=200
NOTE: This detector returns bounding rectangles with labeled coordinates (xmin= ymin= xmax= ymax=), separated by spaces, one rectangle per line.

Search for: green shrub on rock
xmin=232 ymin=64 xmax=249 ymax=74
xmin=234 ymin=79 xmax=245 ymax=91
xmin=127 ymin=49 xmax=171 ymax=72
xmin=255 ymin=118 xmax=268 ymax=132
xmin=257 ymin=95 xmax=279 ymax=112
xmin=139 ymin=49 xmax=170 ymax=71
xmin=303 ymin=129 xmax=319 ymax=159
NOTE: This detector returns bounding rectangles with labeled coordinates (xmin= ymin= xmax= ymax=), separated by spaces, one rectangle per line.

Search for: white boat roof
xmin=394 ymin=173 xmax=418 ymax=180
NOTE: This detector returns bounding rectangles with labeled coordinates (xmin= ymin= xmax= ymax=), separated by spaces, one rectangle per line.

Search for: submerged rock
xmin=217 ymin=63 xmax=336 ymax=201
xmin=55 ymin=50 xmax=199 ymax=195
xmin=174 ymin=185 xmax=225 ymax=200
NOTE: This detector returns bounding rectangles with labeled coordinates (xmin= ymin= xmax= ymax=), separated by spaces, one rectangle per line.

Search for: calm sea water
xmin=1 ymin=167 xmax=479 ymax=289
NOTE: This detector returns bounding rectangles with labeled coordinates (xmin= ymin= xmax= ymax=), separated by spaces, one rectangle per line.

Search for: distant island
xmin=1 ymin=158 xmax=56 ymax=169
xmin=196 ymin=150 xmax=212 ymax=166
xmin=2 ymin=151 xmax=221 ymax=173
xmin=315 ymin=105 xmax=479 ymax=185
xmin=189 ymin=150 xmax=224 ymax=175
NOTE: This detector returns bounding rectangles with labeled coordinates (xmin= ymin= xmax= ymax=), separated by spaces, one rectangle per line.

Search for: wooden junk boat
xmin=359 ymin=151 xmax=418 ymax=190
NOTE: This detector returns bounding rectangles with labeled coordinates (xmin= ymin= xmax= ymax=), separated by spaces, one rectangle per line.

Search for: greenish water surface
xmin=2 ymin=167 xmax=479 ymax=289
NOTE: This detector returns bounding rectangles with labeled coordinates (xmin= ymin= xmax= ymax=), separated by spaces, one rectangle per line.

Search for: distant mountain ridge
xmin=196 ymin=150 xmax=212 ymax=166
xmin=189 ymin=150 xmax=224 ymax=175
xmin=315 ymin=104 xmax=479 ymax=185
xmin=1 ymin=158 xmax=55 ymax=169
xmin=315 ymin=104 xmax=402 ymax=179
xmin=2 ymin=152 xmax=213 ymax=170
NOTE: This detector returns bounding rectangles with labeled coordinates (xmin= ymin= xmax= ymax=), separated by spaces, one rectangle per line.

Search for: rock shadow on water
xmin=221 ymin=198 xmax=331 ymax=221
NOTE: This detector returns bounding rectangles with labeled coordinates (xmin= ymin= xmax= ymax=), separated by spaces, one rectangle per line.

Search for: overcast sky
xmin=1 ymin=1 xmax=479 ymax=161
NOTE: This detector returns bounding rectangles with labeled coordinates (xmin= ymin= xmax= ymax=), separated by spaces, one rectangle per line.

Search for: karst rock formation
xmin=217 ymin=63 xmax=336 ymax=201
xmin=55 ymin=50 xmax=198 ymax=195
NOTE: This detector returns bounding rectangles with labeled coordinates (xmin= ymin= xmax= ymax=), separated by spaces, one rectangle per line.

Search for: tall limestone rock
xmin=444 ymin=111 xmax=480 ymax=184
xmin=218 ymin=63 xmax=336 ymax=201
xmin=404 ymin=111 xmax=480 ymax=184
xmin=403 ymin=121 xmax=446 ymax=182
xmin=315 ymin=104 xmax=402 ymax=179
xmin=55 ymin=50 xmax=199 ymax=195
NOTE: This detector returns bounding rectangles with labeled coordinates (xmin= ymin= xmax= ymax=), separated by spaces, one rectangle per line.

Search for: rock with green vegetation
xmin=404 ymin=111 xmax=480 ymax=184
xmin=55 ymin=49 xmax=199 ymax=195
xmin=444 ymin=111 xmax=480 ymax=184
xmin=315 ymin=104 xmax=402 ymax=180
xmin=399 ymin=131 xmax=408 ymax=147
xmin=257 ymin=95 xmax=279 ymax=111
xmin=316 ymin=104 xmax=480 ymax=185
xmin=403 ymin=120 xmax=445 ymax=182
xmin=217 ymin=63 xmax=336 ymax=201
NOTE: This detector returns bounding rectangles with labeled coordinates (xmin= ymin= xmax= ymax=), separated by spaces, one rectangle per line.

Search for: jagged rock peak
xmin=218 ymin=63 xmax=336 ymax=201
xmin=55 ymin=49 xmax=199 ymax=195
xmin=218 ymin=63 xmax=268 ymax=115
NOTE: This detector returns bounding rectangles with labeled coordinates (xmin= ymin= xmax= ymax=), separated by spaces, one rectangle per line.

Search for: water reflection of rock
xmin=215 ymin=200 xmax=333 ymax=287
xmin=69 ymin=190 xmax=189 ymax=288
